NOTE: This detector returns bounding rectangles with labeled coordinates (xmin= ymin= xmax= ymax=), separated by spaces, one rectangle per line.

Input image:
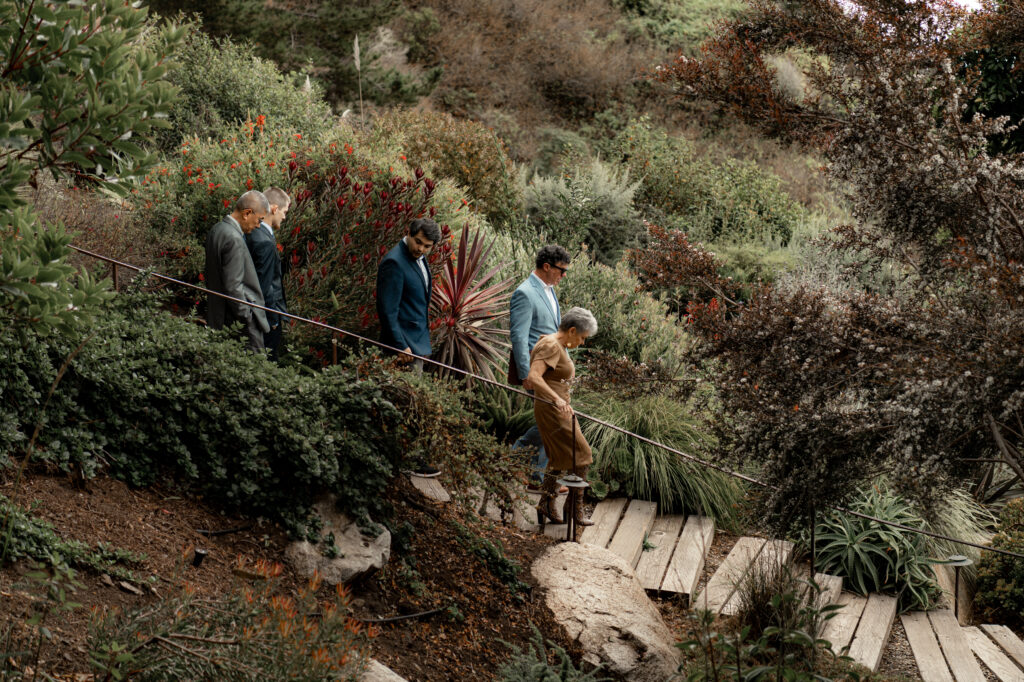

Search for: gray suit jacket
xmin=205 ymin=216 xmax=270 ymax=348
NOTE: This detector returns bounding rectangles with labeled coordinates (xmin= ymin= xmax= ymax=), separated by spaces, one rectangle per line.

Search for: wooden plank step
xmin=579 ymin=498 xmax=628 ymax=548
xmin=691 ymin=537 xmax=765 ymax=614
xmin=928 ymin=609 xmax=985 ymax=682
xmin=847 ymin=593 xmax=898 ymax=672
xmin=821 ymin=592 xmax=868 ymax=654
xmin=635 ymin=516 xmax=686 ymax=591
xmin=963 ymin=626 xmax=1024 ymax=682
xmin=662 ymin=516 xmax=714 ymax=596
xmin=608 ymin=500 xmax=658 ymax=568
xmin=812 ymin=573 xmax=844 ymax=611
xmin=901 ymin=611 xmax=954 ymax=682
xmin=982 ymin=625 xmax=1024 ymax=671
xmin=409 ymin=475 xmax=450 ymax=503
xmin=721 ymin=539 xmax=794 ymax=616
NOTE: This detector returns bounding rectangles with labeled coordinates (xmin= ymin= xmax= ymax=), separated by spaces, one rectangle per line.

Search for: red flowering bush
xmin=283 ymin=159 xmax=454 ymax=351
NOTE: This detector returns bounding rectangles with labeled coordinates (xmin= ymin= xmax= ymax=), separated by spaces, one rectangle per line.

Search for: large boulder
xmin=361 ymin=659 xmax=406 ymax=681
xmin=285 ymin=495 xmax=390 ymax=585
xmin=532 ymin=542 xmax=681 ymax=681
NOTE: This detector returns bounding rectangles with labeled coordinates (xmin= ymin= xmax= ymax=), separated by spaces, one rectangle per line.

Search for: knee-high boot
xmin=535 ymin=472 xmax=564 ymax=524
xmin=573 ymin=466 xmax=594 ymax=527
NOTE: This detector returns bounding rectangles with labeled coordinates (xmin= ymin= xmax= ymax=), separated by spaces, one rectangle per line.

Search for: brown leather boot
xmin=535 ymin=473 xmax=563 ymax=524
xmin=573 ymin=490 xmax=595 ymax=527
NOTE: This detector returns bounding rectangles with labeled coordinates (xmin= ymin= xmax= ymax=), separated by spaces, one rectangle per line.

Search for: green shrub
xmin=976 ymin=498 xmax=1024 ymax=627
xmin=498 ymin=626 xmax=609 ymax=682
xmin=530 ymin=128 xmax=591 ymax=177
xmin=0 ymin=496 xmax=142 ymax=581
xmin=373 ymin=110 xmax=522 ymax=224
xmin=148 ymin=0 xmax=439 ymax=108
xmin=556 ymin=261 xmax=683 ymax=368
xmin=574 ymin=391 xmax=742 ymax=526
xmin=609 ymin=119 xmax=803 ymax=248
xmin=0 ymin=291 xmax=404 ymax=535
xmin=155 ymin=30 xmax=334 ymax=152
xmin=811 ymin=484 xmax=940 ymax=612
xmin=88 ymin=564 xmax=368 ymax=680
xmin=524 ymin=160 xmax=643 ymax=265
xmin=919 ymin=487 xmax=994 ymax=589
xmin=614 ymin=0 xmax=747 ymax=53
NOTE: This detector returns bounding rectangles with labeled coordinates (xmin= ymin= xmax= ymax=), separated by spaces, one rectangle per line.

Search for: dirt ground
xmin=0 ymin=471 xmax=584 ymax=681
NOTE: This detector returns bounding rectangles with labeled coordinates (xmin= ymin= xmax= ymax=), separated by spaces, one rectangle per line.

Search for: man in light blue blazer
xmin=509 ymin=245 xmax=572 ymax=487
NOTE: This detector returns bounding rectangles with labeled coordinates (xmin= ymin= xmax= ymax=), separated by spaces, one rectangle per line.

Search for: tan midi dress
xmin=530 ymin=334 xmax=593 ymax=471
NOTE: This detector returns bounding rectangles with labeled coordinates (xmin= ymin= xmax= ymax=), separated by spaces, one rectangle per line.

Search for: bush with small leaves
xmin=976 ymin=498 xmax=1024 ymax=628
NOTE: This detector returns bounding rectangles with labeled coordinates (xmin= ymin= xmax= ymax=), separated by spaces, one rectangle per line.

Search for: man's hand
xmin=522 ymin=377 xmax=534 ymax=391
xmin=398 ymin=347 xmax=415 ymax=364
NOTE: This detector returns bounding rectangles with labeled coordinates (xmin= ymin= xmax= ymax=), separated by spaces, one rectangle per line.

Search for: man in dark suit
xmin=205 ymin=190 xmax=270 ymax=352
xmin=376 ymin=218 xmax=441 ymax=368
xmin=245 ymin=186 xmax=290 ymax=360
xmin=377 ymin=218 xmax=442 ymax=477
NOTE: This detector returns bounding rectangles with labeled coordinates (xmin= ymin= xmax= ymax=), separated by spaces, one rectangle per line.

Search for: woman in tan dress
xmin=526 ymin=307 xmax=598 ymax=526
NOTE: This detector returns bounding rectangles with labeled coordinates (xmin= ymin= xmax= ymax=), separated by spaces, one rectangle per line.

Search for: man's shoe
xmin=413 ymin=463 xmax=441 ymax=478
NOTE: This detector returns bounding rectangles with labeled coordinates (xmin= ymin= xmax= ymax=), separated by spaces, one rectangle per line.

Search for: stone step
xmin=408 ymin=474 xmax=450 ymax=503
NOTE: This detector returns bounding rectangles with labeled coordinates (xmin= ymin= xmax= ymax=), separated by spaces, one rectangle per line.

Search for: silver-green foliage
xmin=498 ymin=626 xmax=609 ymax=682
xmin=812 ymin=484 xmax=940 ymax=612
xmin=524 ymin=159 xmax=643 ymax=266
xmin=575 ymin=391 xmax=742 ymax=527
xmin=0 ymin=0 xmax=184 ymax=333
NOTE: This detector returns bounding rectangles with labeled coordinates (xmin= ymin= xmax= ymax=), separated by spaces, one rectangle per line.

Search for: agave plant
xmin=430 ymin=227 xmax=513 ymax=380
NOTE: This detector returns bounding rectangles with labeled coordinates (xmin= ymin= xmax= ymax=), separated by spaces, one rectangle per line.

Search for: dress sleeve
xmin=530 ymin=336 xmax=561 ymax=370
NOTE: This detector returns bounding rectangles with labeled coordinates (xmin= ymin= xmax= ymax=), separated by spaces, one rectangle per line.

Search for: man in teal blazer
xmin=205 ymin=190 xmax=271 ymax=352
xmin=509 ymin=245 xmax=571 ymax=486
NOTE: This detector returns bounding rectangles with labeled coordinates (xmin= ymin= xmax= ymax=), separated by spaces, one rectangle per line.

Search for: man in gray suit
xmin=509 ymin=244 xmax=571 ymax=489
xmin=205 ymin=190 xmax=271 ymax=352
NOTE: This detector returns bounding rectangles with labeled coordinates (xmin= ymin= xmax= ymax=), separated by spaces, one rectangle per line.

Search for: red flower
xmin=198 ymin=273 xmax=205 ymax=281
xmin=223 ymin=199 xmax=230 ymax=208
xmin=307 ymin=241 xmax=316 ymax=254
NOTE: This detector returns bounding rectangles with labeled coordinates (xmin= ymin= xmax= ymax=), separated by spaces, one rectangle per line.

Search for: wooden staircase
xmin=902 ymin=613 xmax=1024 ymax=681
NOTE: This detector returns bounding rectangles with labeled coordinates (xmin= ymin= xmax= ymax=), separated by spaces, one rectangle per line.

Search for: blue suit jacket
xmin=509 ymin=274 xmax=560 ymax=382
xmin=245 ymin=223 xmax=287 ymax=328
xmin=376 ymin=240 xmax=432 ymax=357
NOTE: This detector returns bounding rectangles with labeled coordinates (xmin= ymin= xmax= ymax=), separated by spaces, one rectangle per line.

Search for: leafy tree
xmin=656 ymin=0 xmax=1024 ymax=522
xmin=0 ymin=0 xmax=184 ymax=333
xmin=147 ymin=0 xmax=440 ymax=106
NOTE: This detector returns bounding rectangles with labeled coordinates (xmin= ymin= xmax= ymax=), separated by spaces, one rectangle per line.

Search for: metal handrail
xmin=68 ymin=244 xmax=1024 ymax=560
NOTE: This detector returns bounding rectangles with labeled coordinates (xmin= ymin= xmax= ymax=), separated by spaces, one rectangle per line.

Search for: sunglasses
xmin=551 ymin=264 xmax=568 ymax=275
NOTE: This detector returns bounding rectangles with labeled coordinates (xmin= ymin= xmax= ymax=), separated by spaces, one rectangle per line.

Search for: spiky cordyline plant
xmin=430 ymin=227 xmax=513 ymax=381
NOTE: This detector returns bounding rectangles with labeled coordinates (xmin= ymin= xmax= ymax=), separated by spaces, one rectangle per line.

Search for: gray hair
xmin=559 ymin=307 xmax=598 ymax=337
xmin=236 ymin=190 xmax=270 ymax=213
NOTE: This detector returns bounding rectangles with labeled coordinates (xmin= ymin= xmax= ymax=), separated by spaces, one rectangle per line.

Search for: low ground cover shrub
xmin=810 ymin=484 xmax=940 ymax=612
xmin=976 ymin=498 xmax=1024 ymax=627
xmin=0 ymin=291 xmax=404 ymax=535
xmin=0 ymin=496 xmax=142 ymax=581
xmin=574 ymin=391 xmax=741 ymax=527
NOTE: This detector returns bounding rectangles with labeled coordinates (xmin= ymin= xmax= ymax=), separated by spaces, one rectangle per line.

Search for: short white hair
xmin=559 ymin=307 xmax=598 ymax=336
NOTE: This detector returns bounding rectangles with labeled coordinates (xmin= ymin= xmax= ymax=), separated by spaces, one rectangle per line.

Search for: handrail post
xmin=111 ymin=262 xmax=119 ymax=290
xmin=332 ymin=332 xmax=338 ymax=365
